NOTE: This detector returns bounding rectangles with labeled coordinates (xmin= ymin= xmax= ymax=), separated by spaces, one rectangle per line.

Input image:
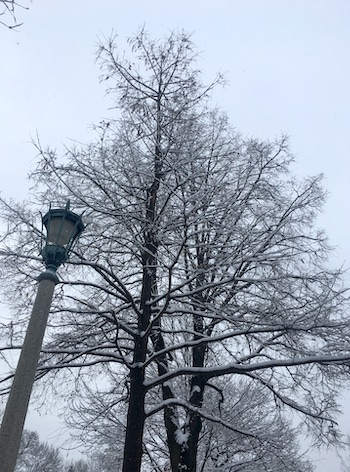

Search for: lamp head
xmin=41 ymin=201 xmax=84 ymax=271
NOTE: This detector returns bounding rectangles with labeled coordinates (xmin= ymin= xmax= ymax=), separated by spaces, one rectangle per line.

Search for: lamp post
xmin=0 ymin=201 xmax=84 ymax=472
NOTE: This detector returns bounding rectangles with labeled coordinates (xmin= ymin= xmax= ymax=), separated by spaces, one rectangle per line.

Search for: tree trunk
xmin=122 ymin=159 xmax=160 ymax=470
xmin=163 ymin=383 xmax=182 ymax=471
xmin=176 ymin=306 xmax=207 ymax=472
xmin=122 ymin=243 xmax=155 ymax=471
xmin=178 ymin=416 xmax=201 ymax=472
xmin=122 ymin=340 xmax=146 ymax=472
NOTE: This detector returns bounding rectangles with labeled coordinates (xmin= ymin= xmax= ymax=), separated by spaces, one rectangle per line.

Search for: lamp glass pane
xmin=47 ymin=217 xmax=77 ymax=246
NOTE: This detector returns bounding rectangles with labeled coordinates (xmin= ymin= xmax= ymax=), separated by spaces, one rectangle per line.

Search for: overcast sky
xmin=1 ymin=1 xmax=350 ymax=470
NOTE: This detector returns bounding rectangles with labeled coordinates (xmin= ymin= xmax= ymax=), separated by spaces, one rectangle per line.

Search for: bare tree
xmin=195 ymin=378 xmax=315 ymax=471
xmin=14 ymin=429 xmax=91 ymax=472
xmin=69 ymin=375 xmax=314 ymax=471
xmin=15 ymin=429 xmax=64 ymax=472
xmin=1 ymin=29 xmax=350 ymax=472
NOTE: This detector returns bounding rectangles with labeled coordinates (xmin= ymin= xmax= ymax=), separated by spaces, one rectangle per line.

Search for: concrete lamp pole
xmin=0 ymin=201 xmax=84 ymax=472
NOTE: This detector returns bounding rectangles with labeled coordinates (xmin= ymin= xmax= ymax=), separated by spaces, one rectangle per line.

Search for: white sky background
xmin=0 ymin=0 xmax=350 ymax=470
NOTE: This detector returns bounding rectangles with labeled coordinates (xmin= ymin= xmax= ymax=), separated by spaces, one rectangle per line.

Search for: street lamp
xmin=0 ymin=201 xmax=84 ymax=472
xmin=41 ymin=203 xmax=85 ymax=272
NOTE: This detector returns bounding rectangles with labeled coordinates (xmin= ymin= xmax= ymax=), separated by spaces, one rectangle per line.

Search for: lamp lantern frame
xmin=41 ymin=201 xmax=85 ymax=271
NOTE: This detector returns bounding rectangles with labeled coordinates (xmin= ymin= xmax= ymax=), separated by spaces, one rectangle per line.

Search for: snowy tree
xmin=14 ymin=429 xmax=91 ymax=472
xmin=70 ymin=375 xmax=314 ymax=471
xmin=1 ymin=29 xmax=350 ymax=472
xmin=195 ymin=378 xmax=314 ymax=471
xmin=15 ymin=429 xmax=64 ymax=472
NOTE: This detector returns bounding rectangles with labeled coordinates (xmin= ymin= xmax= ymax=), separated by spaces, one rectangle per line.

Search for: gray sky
xmin=1 ymin=1 xmax=350 ymax=470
